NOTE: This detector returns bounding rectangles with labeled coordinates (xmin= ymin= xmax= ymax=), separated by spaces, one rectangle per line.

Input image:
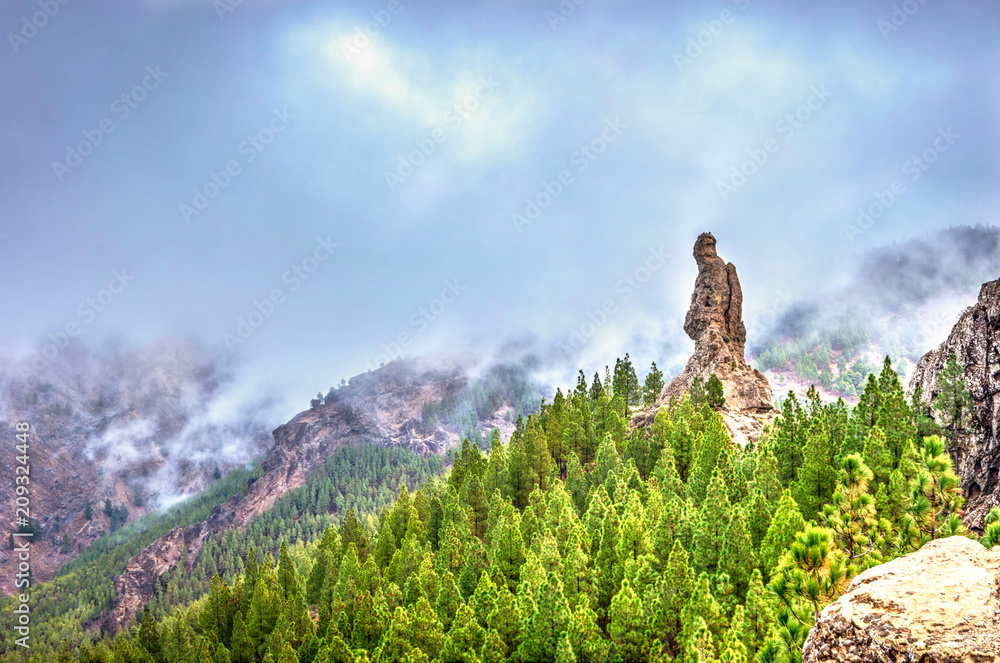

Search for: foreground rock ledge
xmin=803 ymin=536 xmax=1000 ymax=663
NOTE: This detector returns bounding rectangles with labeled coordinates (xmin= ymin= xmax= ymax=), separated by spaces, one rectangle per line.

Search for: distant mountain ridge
xmin=750 ymin=224 xmax=1000 ymax=402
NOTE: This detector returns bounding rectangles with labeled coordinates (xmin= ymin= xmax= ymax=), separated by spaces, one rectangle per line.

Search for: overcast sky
xmin=1 ymin=0 xmax=998 ymax=415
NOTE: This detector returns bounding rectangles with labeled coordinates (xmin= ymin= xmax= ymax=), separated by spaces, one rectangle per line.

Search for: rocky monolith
xmin=636 ymin=232 xmax=775 ymax=444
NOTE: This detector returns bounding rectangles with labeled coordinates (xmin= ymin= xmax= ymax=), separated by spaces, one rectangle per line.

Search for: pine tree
xmin=277 ymin=641 xmax=300 ymax=663
xmin=466 ymin=475 xmax=488 ymax=540
xmin=566 ymin=602 xmax=609 ymax=663
xmin=524 ymin=419 xmax=554 ymax=492
xmin=706 ymin=373 xmax=725 ymax=410
xmin=981 ymin=507 xmax=1000 ymax=548
xmin=340 ymin=510 xmax=369 ymax=562
xmin=56 ymin=641 xmax=74 ymax=663
xmin=770 ymin=393 xmax=805 ymax=486
xmin=679 ymin=616 xmax=716 ymax=663
xmin=746 ymin=490 xmax=772 ymax=551
xmin=564 ymin=452 xmax=588 ymax=514
xmin=909 ymin=435 xmax=966 ymax=542
xmin=277 ymin=542 xmax=305 ymax=603
xmin=406 ymin=597 xmax=446 ymax=661
xmin=486 ymin=584 xmax=524 ymax=658
xmin=373 ymin=521 xmax=397 ymax=572
xmin=768 ymin=527 xmax=849 ymax=656
xmin=435 ymin=573 xmax=462 ymax=631
xmin=718 ymin=506 xmax=756 ymax=601
xmin=861 ymin=425 xmax=893 ymax=489
xmin=440 ymin=603 xmax=485 ymax=663
xmin=608 ymin=578 xmax=646 ymax=663
xmin=819 ymin=454 xmax=887 ymax=573
xmin=692 ymin=468 xmax=732 ymax=575
xmin=588 ymin=373 xmax=603 ymax=403
xmin=318 ymin=633 xmax=354 ymax=663
xmin=138 ymin=607 xmax=163 ymax=663
xmin=470 ymin=571 xmax=498 ymax=628
xmin=484 ymin=429 xmax=506 ymax=499
xmin=718 ymin=607 xmax=750 ymax=663
xmin=230 ymin=612 xmax=254 ymax=663
xmin=555 ymin=632 xmax=577 ymax=663
xmin=689 ymin=377 xmax=707 ymax=409
xmin=791 ymin=418 xmax=837 ymax=520
xmin=932 ymin=352 xmax=975 ymax=433
xmin=612 ymin=354 xmax=641 ymax=415
xmin=518 ymin=572 xmax=571 ymax=663
xmin=741 ymin=570 xmax=775 ymax=658
xmin=643 ymin=362 xmax=665 ymax=406
xmin=680 ymin=574 xmax=727 ymax=653
xmin=646 ymin=541 xmax=694 ymax=658
xmin=490 ymin=512 xmax=526 ymax=592
xmin=759 ymin=490 xmax=806 ymax=578
xmin=505 ymin=434 xmax=533 ymax=509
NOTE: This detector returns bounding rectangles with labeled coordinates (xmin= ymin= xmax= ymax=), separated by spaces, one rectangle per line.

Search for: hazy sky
xmin=1 ymin=0 xmax=998 ymax=414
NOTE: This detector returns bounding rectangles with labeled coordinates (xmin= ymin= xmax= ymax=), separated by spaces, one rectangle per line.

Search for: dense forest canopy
xmin=4 ymin=356 xmax=1000 ymax=663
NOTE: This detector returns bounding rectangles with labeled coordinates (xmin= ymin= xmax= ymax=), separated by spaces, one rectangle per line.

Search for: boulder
xmin=803 ymin=536 xmax=1000 ymax=663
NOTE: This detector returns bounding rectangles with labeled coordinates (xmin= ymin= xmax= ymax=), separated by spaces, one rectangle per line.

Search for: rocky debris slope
xmin=636 ymin=233 xmax=775 ymax=444
xmin=909 ymin=279 xmax=1000 ymax=529
xmin=103 ymin=359 xmax=519 ymax=632
xmin=803 ymin=536 xmax=1000 ymax=663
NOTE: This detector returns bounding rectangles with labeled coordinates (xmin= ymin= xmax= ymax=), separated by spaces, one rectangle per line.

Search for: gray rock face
xmin=803 ymin=536 xmax=1000 ymax=663
xmin=908 ymin=280 xmax=1000 ymax=529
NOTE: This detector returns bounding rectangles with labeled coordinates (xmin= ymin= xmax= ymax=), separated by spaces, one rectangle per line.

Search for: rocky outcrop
xmin=803 ymin=536 xmax=1000 ymax=663
xmin=636 ymin=233 xmax=775 ymax=444
xmin=909 ymin=279 xmax=1000 ymax=529
xmin=102 ymin=492 xmax=250 ymax=633
xmin=102 ymin=359 xmax=520 ymax=632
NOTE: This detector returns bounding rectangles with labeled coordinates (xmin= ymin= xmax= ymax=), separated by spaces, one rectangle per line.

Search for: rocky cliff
xmin=636 ymin=233 xmax=775 ymax=444
xmin=803 ymin=536 xmax=1000 ymax=663
xmin=909 ymin=279 xmax=1000 ymax=529
xmin=101 ymin=359 xmax=521 ymax=632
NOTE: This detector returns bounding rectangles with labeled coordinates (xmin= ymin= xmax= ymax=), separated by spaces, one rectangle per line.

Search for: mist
xmin=748 ymin=225 xmax=1000 ymax=398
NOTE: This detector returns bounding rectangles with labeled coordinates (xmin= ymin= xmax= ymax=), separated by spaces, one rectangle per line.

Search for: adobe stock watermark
xmin=340 ymin=0 xmax=405 ymax=60
xmin=878 ymin=0 xmax=933 ymax=39
xmin=7 ymin=0 xmax=73 ymax=54
xmin=223 ymin=236 xmax=339 ymax=352
xmin=52 ymin=66 xmax=169 ymax=182
xmin=545 ymin=0 xmax=588 ymax=30
xmin=384 ymin=76 xmax=500 ymax=192
xmin=179 ymin=108 xmax=294 ymax=223
xmin=674 ymin=0 xmax=750 ymax=72
xmin=364 ymin=279 xmax=466 ymax=371
xmin=212 ymin=0 xmax=254 ymax=21
xmin=512 ymin=117 xmax=626 ymax=234
xmin=26 ymin=270 xmax=135 ymax=374
xmin=559 ymin=247 xmax=669 ymax=353
xmin=716 ymin=85 xmax=833 ymax=201
xmin=843 ymin=126 xmax=959 ymax=242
